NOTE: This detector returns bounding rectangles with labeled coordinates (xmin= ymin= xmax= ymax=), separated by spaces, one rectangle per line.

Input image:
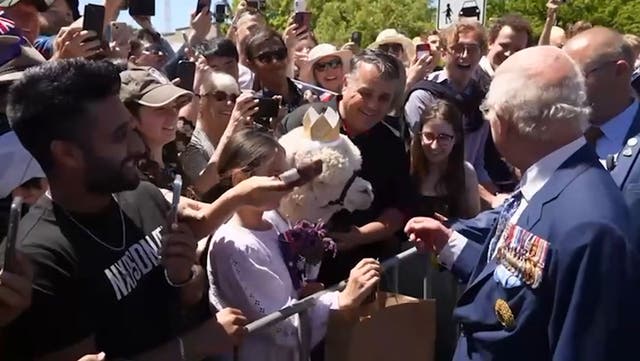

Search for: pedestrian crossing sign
xmin=437 ymin=0 xmax=487 ymax=30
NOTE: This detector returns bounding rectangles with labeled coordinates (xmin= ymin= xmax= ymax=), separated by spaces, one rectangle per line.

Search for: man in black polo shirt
xmin=281 ymin=50 xmax=413 ymax=284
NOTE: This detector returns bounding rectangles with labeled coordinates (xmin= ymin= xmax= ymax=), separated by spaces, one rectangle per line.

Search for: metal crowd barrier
xmin=233 ymin=247 xmax=428 ymax=361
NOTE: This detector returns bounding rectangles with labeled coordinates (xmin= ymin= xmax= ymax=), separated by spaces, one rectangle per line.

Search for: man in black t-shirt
xmin=1 ymin=59 xmax=257 ymax=360
xmin=281 ymin=50 xmax=415 ymax=284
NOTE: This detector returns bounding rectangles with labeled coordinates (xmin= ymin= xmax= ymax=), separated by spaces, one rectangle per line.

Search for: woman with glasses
xmin=298 ymin=43 xmax=352 ymax=99
xmin=180 ymin=71 xmax=259 ymax=200
xmin=408 ymin=99 xmax=480 ymax=361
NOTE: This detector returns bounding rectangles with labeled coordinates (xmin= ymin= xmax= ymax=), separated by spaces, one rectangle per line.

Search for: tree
xmin=486 ymin=0 xmax=640 ymax=36
xmin=231 ymin=0 xmax=436 ymax=46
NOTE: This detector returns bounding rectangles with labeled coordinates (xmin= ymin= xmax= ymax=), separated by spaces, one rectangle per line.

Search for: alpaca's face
xmin=277 ymin=130 xmax=374 ymax=224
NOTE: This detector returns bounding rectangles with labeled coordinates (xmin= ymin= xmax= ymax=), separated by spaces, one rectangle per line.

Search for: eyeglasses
xmin=421 ymin=131 xmax=455 ymax=145
xmin=379 ymin=43 xmax=405 ymax=54
xmin=206 ymin=91 xmax=239 ymax=103
xmin=314 ymin=58 xmax=342 ymax=72
xmin=254 ymin=48 xmax=288 ymax=64
xmin=448 ymin=43 xmax=480 ymax=56
xmin=142 ymin=46 xmax=163 ymax=56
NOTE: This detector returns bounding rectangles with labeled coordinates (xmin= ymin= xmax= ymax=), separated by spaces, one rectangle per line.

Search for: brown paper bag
xmin=324 ymin=292 xmax=436 ymax=361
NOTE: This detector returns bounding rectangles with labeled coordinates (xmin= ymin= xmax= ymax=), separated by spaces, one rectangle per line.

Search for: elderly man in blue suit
xmin=405 ymin=45 xmax=639 ymax=361
xmin=564 ymin=27 xmax=640 ymax=238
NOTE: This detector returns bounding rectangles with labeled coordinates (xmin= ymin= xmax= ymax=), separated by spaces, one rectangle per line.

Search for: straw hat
xmin=306 ymin=43 xmax=353 ymax=72
xmin=368 ymin=28 xmax=416 ymax=60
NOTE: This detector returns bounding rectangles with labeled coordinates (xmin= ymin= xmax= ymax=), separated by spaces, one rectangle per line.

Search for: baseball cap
xmin=0 ymin=35 xmax=46 ymax=84
xmin=119 ymin=66 xmax=193 ymax=107
xmin=0 ymin=0 xmax=55 ymax=12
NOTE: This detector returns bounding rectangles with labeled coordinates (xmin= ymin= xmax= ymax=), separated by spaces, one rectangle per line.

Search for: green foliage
xmin=486 ymin=0 xmax=640 ymax=36
xmin=232 ymin=0 xmax=436 ymax=46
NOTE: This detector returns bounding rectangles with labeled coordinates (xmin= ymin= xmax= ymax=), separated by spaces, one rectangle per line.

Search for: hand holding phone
xmin=416 ymin=43 xmax=431 ymax=60
xmin=196 ymin=0 xmax=211 ymax=14
xmin=4 ymin=197 xmax=23 ymax=272
xmin=278 ymin=160 xmax=323 ymax=187
xmin=252 ymin=97 xmax=280 ymax=128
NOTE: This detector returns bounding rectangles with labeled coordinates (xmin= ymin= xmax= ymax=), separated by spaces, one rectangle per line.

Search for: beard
xmin=84 ymin=151 xmax=141 ymax=194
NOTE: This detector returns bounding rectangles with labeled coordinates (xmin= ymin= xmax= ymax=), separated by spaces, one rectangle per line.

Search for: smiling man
xmin=281 ymin=50 xmax=414 ymax=285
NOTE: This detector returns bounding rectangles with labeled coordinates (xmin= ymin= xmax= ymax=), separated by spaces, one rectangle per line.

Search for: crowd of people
xmin=1 ymin=0 xmax=640 ymax=360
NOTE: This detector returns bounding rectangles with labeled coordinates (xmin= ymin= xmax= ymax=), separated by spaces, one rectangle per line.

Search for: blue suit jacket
xmin=450 ymin=145 xmax=639 ymax=361
xmin=610 ymin=107 xmax=640 ymax=239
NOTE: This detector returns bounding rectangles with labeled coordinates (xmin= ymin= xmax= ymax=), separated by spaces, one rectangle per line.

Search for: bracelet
xmin=177 ymin=336 xmax=186 ymax=361
xmin=164 ymin=267 xmax=196 ymax=288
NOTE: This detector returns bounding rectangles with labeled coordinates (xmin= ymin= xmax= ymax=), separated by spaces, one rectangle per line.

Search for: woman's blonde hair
xmin=199 ymin=71 xmax=239 ymax=96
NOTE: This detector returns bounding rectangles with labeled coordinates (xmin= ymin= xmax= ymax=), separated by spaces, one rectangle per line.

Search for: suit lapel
xmin=460 ymin=145 xmax=594 ymax=295
xmin=611 ymin=108 xmax=640 ymax=188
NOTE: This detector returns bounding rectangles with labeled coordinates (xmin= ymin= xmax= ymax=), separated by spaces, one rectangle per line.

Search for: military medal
xmin=494 ymin=299 xmax=515 ymax=329
xmin=495 ymin=223 xmax=550 ymax=289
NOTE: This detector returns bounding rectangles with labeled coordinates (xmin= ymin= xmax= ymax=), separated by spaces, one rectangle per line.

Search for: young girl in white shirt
xmin=206 ymin=129 xmax=381 ymax=361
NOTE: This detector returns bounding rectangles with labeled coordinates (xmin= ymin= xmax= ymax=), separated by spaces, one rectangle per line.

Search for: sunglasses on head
xmin=379 ymin=43 xmax=405 ymax=54
xmin=208 ymin=91 xmax=239 ymax=103
xmin=254 ymin=48 xmax=288 ymax=64
xmin=314 ymin=58 xmax=342 ymax=72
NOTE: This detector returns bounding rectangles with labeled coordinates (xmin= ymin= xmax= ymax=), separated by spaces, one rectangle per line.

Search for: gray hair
xmin=483 ymin=59 xmax=591 ymax=141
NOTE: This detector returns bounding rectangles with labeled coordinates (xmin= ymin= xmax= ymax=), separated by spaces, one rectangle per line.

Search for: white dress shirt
xmin=438 ymin=136 xmax=587 ymax=268
xmin=595 ymin=100 xmax=638 ymax=163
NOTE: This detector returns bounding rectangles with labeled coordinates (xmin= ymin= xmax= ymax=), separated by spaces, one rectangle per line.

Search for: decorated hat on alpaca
xmin=302 ymin=105 xmax=341 ymax=143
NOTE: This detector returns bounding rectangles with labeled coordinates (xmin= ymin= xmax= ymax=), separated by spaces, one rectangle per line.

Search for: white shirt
xmin=477 ymin=56 xmax=495 ymax=78
xmin=439 ymin=136 xmax=587 ymax=267
xmin=595 ymin=100 xmax=638 ymax=161
xmin=207 ymin=211 xmax=339 ymax=361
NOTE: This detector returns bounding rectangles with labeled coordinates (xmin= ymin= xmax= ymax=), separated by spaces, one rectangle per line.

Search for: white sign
xmin=437 ymin=0 xmax=487 ymax=30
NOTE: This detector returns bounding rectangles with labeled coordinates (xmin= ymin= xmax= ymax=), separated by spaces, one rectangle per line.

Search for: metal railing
xmin=233 ymin=247 xmax=427 ymax=360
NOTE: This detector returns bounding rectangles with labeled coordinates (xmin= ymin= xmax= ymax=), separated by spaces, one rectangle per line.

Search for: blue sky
xmin=77 ymin=0 xmax=225 ymax=33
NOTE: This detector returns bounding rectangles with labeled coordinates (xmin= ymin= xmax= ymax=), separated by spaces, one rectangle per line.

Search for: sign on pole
xmin=436 ymin=0 xmax=487 ymax=30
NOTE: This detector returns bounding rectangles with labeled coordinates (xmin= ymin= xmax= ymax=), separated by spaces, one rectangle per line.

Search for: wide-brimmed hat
xmin=0 ymin=0 xmax=54 ymax=12
xmin=306 ymin=43 xmax=352 ymax=72
xmin=368 ymin=28 xmax=416 ymax=60
xmin=0 ymin=35 xmax=46 ymax=84
xmin=119 ymin=66 xmax=193 ymax=107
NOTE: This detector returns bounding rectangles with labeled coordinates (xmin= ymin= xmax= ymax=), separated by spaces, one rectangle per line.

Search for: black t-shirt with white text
xmin=1 ymin=182 xmax=185 ymax=359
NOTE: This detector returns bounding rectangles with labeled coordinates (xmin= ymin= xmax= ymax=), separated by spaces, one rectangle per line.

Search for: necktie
xmin=487 ymin=190 xmax=523 ymax=261
xmin=584 ymin=126 xmax=604 ymax=146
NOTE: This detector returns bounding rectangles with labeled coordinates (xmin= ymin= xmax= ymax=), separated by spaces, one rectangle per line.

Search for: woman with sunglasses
xmin=245 ymin=28 xmax=309 ymax=114
xmin=298 ymin=43 xmax=352 ymax=99
xmin=180 ymin=71 xmax=260 ymax=200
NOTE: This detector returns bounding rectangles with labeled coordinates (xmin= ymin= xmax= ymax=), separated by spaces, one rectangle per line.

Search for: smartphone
xmin=350 ymin=31 xmax=362 ymax=47
xmin=196 ymin=0 xmax=210 ymax=14
xmin=83 ymin=4 xmax=105 ymax=42
xmin=246 ymin=0 xmax=259 ymax=9
xmin=4 ymin=197 xmax=23 ymax=272
xmin=110 ymin=22 xmax=129 ymax=44
xmin=416 ymin=43 xmax=431 ymax=59
xmin=129 ymin=0 xmax=155 ymax=16
xmin=170 ymin=175 xmax=182 ymax=226
xmin=293 ymin=12 xmax=311 ymax=29
xmin=278 ymin=160 xmax=323 ymax=187
xmin=176 ymin=60 xmax=196 ymax=92
xmin=214 ymin=4 xmax=226 ymax=23
xmin=253 ymin=97 xmax=280 ymax=126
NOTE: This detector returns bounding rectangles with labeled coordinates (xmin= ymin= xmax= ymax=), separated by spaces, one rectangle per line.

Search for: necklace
xmin=48 ymin=192 xmax=127 ymax=252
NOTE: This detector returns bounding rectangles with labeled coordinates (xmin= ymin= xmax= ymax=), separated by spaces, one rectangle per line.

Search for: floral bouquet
xmin=278 ymin=220 xmax=337 ymax=290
